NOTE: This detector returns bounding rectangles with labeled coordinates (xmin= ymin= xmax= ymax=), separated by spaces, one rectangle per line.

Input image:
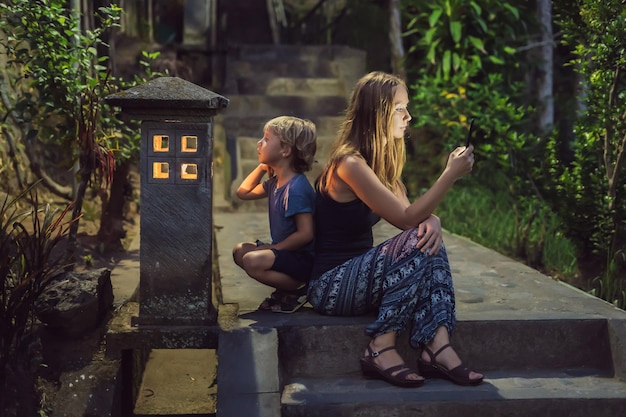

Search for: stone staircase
xmin=210 ymin=43 xmax=626 ymax=417
xmin=214 ymin=44 xmax=366 ymax=210
xmin=277 ymin=316 xmax=625 ymax=417
xmin=214 ymin=212 xmax=626 ymax=417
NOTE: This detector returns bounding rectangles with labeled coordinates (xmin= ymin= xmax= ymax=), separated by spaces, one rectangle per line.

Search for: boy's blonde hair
xmin=318 ymin=72 xmax=407 ymax=193
xmin=264 ymin=116 xmax=317 ymax=173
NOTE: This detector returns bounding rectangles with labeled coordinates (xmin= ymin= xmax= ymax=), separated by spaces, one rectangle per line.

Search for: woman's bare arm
xmin=334 ymin=146 xmax=474 ymax=229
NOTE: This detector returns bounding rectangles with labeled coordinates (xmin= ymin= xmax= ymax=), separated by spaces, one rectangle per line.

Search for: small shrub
xmin=0 ymin=185 xmax=73 ymax=412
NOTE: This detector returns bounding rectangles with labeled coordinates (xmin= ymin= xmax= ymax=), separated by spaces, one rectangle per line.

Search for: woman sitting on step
xmin=308 ymin=71 xmax=484 ymax=387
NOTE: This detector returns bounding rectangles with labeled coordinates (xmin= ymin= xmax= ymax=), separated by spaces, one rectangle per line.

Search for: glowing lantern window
xmin=181 ymin=163 xmax=198 ymax=180
xmin=181 ymin=136 xmax=198 ymax=152
xmin=153 ymin=135 xmax=170 ymax=152
xmin=152 ymin=162 xmax=170 ymax=179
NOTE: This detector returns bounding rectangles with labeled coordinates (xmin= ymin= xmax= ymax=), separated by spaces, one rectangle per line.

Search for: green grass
xmin=435 ymin=184 xmax=578 ymax=281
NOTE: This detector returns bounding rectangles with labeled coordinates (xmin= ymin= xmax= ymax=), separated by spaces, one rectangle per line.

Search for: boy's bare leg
xmin=232 ymin=242 xmax=257 ymax=268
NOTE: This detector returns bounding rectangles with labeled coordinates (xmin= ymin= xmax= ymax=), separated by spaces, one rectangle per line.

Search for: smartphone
xmin=465 ymin=118 xmax=475 ymax=148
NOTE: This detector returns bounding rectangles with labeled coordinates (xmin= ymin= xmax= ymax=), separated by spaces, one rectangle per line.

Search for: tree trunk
xmin=65 ymin=167 xmax=89 ymax=267
xmin=535 ymin=0 xmax=554 ymax=135
xmin=388 ymin=0 xmax=406 ymax=80
xmin=97 ymin=160 xmax=131 ymax=251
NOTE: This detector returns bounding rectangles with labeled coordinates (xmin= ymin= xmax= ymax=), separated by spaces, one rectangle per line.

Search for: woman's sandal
xmin=417 ymin=343 xmax=483 ymax=386
xmin=359 ymin=345 xmax=424 ymax=388
xmin=269 ymin=292 xmax=307 ymax=313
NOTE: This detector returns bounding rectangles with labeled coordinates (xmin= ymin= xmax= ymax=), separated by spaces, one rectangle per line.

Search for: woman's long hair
xmin=318 ymin=71 xmax=407 ymax=193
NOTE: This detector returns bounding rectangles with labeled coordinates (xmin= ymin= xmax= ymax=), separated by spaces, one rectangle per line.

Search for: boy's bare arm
xmin=236 ymin=164 xmax=269 ymax=200
xmin=269 ymin=212 xmax=314 ymax=251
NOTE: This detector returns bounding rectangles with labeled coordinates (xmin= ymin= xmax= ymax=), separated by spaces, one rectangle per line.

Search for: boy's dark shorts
xmin=270 ymin=249 xmax=313 ymax=283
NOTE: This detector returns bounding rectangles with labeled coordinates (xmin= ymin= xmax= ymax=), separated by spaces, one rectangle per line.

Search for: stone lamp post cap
xmin=105 ymin=76 xmax=229 ymax=121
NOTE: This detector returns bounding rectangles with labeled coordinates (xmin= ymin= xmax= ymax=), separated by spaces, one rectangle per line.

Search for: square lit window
xmin=181 ymin=163 xmax=198 ymax=180
xmin=153 ymin=135 xmax=169 ymax=152
xmin=152 ymin=162 xmax=169 ymax=179
xmin=181 ymin=135 xmax=198 ymax=152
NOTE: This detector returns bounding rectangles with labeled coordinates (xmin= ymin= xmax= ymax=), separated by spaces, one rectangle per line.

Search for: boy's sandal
xmin=269 ymin=292 xmax=307 ymax=313
xmin=417 ymin=343 xmax=483 ymax=386
xmin=258 ymin=290 xmax=282 ymax=311
xmin=359 ymin=345 xmax=424 ymax=388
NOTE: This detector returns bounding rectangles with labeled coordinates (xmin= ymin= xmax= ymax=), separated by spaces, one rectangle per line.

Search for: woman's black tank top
xmin=311 ymin=190 xmax=380 ymax=279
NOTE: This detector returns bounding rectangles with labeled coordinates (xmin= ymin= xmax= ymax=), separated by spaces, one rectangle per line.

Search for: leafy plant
xmin=401 ymin=0 xmax=538 ymax=199
xmin=399 ymin=0 xmax=589 ymax=297
xmin=0 ymin=0 xmax=121 ymax=263
xmin=0 ymin=184 xmax=74 ymax=412
xmin=407 ymin=61 xmax=538 ymax=200
xmin=544 ymin=0 xmax=626 ymax=307
xmin=402 ymin=0 xmax=527 ymax=81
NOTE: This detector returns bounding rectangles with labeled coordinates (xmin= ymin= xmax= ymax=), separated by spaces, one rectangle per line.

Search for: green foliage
xmin=0 ymin=0 xmax=126 ymax=262
xmin=400 ymin=0 xmax=610 ymax=304
xmin=0 ymin=184 xmax=73 ymax=400
xmin=102 ymin=50 xmax=164 ymax=164
xmin=0 ymin=0 xmax=164 ymax=261
xmin=544 ymin=0 xmax=626 ymax=307
xmin=0 ymin=1 xmax=161 ymax=175
xmin=409 ymin=63 xmax=537 ymax=195
xmin=0 ymin=0 xmax=121 ymax=154
xmin=402 ymin=0 xmax=527 ymax=80
xmin=402 ymin=0 xmax=537 ymax=199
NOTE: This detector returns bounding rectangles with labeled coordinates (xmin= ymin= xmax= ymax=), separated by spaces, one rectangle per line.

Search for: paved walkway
xmin=212 ymin=210 xmax=626 ymax=321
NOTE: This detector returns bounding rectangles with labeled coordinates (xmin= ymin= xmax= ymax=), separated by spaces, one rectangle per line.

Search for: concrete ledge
xmin=217 ymin=326 xmax=280 ymax=417
xmin=609 ymin=318 xmax=626 ymax=380
xmin=251 ymin=311 xmax=613 ymax=378
xmin=105 ymin=302 xmax=219 ymax=358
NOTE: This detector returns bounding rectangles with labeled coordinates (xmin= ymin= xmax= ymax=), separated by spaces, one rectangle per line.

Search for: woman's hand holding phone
xmin=461 ymin=118 xmax=475 ymax=155
xmin=465 ymin=118 xmax=475 ymax=148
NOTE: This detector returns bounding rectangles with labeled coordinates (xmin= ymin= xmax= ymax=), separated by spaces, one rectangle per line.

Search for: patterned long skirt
xmin=308 ymin=227 xmax=456 ymax=348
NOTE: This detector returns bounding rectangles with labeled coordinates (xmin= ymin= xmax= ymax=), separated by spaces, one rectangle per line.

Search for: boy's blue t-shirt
xmin=263 ymin=173 xmax=315 ymax=253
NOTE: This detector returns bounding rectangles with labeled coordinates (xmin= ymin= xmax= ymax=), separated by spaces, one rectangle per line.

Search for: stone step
xmin=215 ymin=310 xmax=626 ymax=417
xmin=231 ymin=60 xmax=338 ymax=80
xmin=221 ymin=115 xmax=343 ymax=139
xmin=273 ymin=313 xmax=623 ymax=416
xmin=276 ymin=316 xmax=614 ymax=379
xmin=223 ymin=95 xmax=346 ymax=118
xmin=231 ymin=44 xmax=366 ymax=63
xmin=237 ymin=135 xmax=335 ymax=161
xmin=223 ymin=44 xmax=366 ymax=97
xmin=216 ymin=43 xmax=365 ymax=211
xmin=281 ymin=372 xmax=626 ymax=417
xmin=235 ymin=77 xmax=346 ymax=96
xmin=237 ymin=137 xmax=258 ymax=160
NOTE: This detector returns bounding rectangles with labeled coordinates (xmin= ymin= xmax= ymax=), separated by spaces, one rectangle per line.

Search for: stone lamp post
xmin=105 ymin=77 xmax=229 ymax=327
